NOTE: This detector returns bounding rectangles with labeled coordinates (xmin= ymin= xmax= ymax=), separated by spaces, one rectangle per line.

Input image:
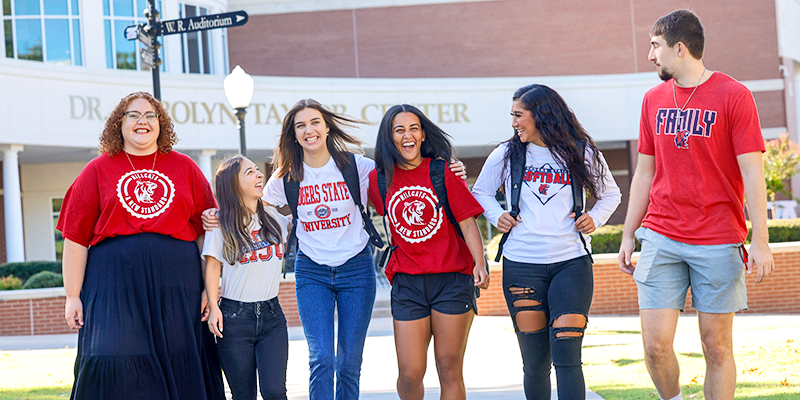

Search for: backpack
xmin=283 ymin=153 xmax=384 ymax=271
xmin=494 ymin=140 xmax=594 ymax=263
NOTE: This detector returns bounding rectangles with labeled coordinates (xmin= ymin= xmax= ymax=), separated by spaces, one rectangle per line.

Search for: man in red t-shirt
xmin=617 ymin=10 xmax=775 ymax=400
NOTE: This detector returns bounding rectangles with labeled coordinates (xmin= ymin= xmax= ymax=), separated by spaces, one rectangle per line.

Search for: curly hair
xmin=99 ymin=91 xmax=178 ymax=156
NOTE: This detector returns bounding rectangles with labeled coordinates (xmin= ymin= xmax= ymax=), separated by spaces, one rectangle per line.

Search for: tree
xmin=763 ymin=133 xmax=800 ymax=215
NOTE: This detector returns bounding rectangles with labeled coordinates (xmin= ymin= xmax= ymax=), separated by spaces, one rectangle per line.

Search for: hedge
xmin=0 ymin=275 xmax=22 ymax=290
xmin=487 ymin=218 xmax=800 ymax=257
xmin=21 ymin=271 xmax=64 ymax=289
xmin=0 ymin=261 xmax=62 ymax=283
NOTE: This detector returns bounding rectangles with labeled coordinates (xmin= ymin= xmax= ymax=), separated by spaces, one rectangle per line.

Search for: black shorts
xmin=391 ymin=272 xmax=478 ymax=321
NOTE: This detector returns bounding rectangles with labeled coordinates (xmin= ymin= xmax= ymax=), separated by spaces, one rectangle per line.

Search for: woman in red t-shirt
xmin=367 ymin=104 xmax=489 ymax=400
xmin=58 ymin=92 xmax=224 ymax=400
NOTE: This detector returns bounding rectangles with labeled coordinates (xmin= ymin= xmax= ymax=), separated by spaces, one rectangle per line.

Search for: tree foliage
xmin=763 ymin=133 xmax=800 ymax=202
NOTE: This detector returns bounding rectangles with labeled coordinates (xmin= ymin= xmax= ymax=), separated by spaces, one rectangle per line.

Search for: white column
xmin=198 ymin=150 xmax=217 ymax=184
xmin=2 ymin=145 xmax=25 ymax=262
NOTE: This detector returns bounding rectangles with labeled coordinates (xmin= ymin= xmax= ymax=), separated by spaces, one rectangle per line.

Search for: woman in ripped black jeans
xmin=471 ymin=84 xmax=621 ymax=400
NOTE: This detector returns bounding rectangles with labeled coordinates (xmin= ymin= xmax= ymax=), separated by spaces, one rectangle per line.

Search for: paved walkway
xmin=0 ymin=314 xmax=608 ymax=399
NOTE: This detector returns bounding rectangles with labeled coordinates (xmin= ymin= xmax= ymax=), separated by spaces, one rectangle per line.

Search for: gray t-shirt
xmin=202 ymin=206 xmax=289 ymax=302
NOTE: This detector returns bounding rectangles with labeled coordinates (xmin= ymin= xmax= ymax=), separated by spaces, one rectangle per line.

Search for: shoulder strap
xmin=494 ymin=146 xmax=525 ymax=261
xmin=341 ymin=153 xmax=384 ymax=248
xmin=430 ymin=158 xmax=464 ymax=240
xmin=571 ymin=139 xmax=594 ymax=263
xmin=283 ymin=174 xmax=300 ymax=276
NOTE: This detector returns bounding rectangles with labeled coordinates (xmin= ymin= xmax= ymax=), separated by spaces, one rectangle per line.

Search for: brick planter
xmin=3 ymin=242 xmax=800 ymax=336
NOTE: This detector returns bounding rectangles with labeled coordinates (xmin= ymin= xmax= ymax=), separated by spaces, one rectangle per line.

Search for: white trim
xmin=740 ymin=78 xmax=784 ymax=92
xmin=763 ymin=127 xmax=789 ymax=139
xmin=229 ymin=0 xmax=504 ymax=15
xmin=0 ymin=287 xmax=65 ymax=301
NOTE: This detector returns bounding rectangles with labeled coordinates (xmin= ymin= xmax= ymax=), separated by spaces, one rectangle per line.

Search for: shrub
xmin=21 ymin=271 xmax=63 ymax=289
xmin=0 ymin=275 xmax=23 ymax=290
xmin=0 ymin=261 xmax=62 ymax=282
xmin=589 ymin=224 xmax=641 ymax=254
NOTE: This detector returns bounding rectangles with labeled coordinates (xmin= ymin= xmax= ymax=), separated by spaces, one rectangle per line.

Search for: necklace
xmin=672 ymin=67 xmax=706 ymax=128
xmin=124 ymin=150 xmax=157 ymax=171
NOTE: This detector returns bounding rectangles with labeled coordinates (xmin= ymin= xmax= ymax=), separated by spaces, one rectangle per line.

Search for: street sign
xmin=140 ymin=47 xmax=155 ymax=68
xmin=125 ymin=23 xmax=155 ymax=48
xmin=160 ymin=11 xmax=248 ymax=36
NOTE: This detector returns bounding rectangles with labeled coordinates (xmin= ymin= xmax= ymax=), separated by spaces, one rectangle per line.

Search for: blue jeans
xmin=503 ymin=255 xmax=594 ymax=400
xmin=295 ymin=245 xmax=376 ymax=400
xmin=217 ymin=297 xmax=288 ymax=400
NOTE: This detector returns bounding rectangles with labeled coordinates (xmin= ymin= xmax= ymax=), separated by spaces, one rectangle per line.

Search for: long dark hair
xmin=375 ymin=104 xmax=454 ymax=186
xmin=503 ymin=84 xmax=607 ymax=199
xmin=272 ymin=99 xmax=366 ymax=182
xmin=215 ymin=155 xmax=283 ymax=265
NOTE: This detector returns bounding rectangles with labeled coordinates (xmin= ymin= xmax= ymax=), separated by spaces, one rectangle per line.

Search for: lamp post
xmin=224 ymin=65 xmax=254 ymax=156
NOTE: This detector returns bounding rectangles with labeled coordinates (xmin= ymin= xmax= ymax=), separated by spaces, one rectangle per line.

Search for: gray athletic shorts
xmin=633 ymin=227 xmax=747 ymax=313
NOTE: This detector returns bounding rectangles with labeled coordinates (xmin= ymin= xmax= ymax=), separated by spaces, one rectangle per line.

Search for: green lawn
xmin=0 ymin=349 xmax=74 ymax=400
xmin=583 ymin=315 xmax=800 ymax=399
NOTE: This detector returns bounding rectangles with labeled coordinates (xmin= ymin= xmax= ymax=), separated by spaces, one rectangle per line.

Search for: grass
xmin=0 ymin=349 xmax=74 ymax=400
xmin=582 ymin=315 xmax=800 ymax=400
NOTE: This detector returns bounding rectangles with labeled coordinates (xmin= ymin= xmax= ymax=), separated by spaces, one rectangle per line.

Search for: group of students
xmin=198 ymin=82 xmax=620 ymax=400
xmin=61 ymin=8 xmax=773 ymax=400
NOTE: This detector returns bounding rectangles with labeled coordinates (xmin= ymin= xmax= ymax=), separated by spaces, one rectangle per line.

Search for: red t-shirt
xmin=57 ymin=150 xmax=217 ymax=247
xmin=638 ymin=72 xmax=765 ymax=245
xmin=368 ymin=158 xmax=483 ymax=283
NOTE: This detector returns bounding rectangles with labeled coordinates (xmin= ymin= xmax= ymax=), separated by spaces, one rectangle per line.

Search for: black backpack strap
xmin=429 ymin=158 xmax=464 ymax=239
xmin=377 ymin=169 xmax=397 ymax=249
xmin=494 ymin=146 xmax=525 ymax=262
xmin=341 ymin=153 xmax=384 ymax=248
xmin=571 ymin=140 xmax=594 ymax=264
xmin=283 ymin=174 xmax=300 ymax=276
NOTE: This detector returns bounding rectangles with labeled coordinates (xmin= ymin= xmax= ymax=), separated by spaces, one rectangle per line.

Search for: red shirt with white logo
xmin=57 ymin=150 xmax=217 ymax=247
xmin=368 ymin=158 xmax=483 ymax=283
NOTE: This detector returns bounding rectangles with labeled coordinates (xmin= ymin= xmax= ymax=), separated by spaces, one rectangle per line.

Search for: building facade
xmin=1 ymin=0 xmax=799 ymax=263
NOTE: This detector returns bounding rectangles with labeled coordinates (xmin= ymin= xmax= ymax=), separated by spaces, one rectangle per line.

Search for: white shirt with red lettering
xmin=202 ymin=206 xmax=289 ymax=302
xmin=262 ymin=154 xmax=374 ymax=267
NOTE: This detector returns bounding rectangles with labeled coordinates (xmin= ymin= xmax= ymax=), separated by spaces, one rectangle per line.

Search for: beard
xmin=657 ymin=65 xmax=674 ymax=82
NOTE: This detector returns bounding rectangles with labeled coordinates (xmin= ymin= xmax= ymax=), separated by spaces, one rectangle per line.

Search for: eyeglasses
xmin=123 ymin=111 xmax=160 ymax=121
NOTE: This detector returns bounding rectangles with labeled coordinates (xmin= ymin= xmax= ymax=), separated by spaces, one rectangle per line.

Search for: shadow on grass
xmin=678 ymin=351 xmax=704 ymax=358
xmin=588 ymin=330 xmax=642 ymax=335
xmin=0 ymin=386 xmax=72 ymax=400
xmin=592 ymin=384 xmax=703 ymax=400
xmin=611 ymin=358 xmax=643 ymax=367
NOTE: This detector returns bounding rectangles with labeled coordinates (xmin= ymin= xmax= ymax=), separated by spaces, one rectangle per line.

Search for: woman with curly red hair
xmin=59 ymin=92 xmax=224 ymax=399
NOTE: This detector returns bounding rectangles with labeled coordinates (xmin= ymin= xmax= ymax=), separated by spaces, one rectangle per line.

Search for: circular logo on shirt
xmin=314 ymin=204 xmax=332 ymax=219
xmin=116 ymin=169 xmax=176 ymax=219
xmin=388 ymin=185 xmax=443 ymax=243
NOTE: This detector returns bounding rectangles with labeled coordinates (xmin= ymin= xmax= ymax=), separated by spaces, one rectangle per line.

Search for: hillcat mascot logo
xmin=402 ymin=200 xmax=426 ymax=226
xmin=389 ymin=185 xmax=443 ymax=243
xmin=117 ymin=169 xmax=176 ymax=219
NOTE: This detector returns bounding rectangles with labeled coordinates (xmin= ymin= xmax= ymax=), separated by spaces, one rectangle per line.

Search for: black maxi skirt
xmin=70 ymin=233 xmax=224 ymax=400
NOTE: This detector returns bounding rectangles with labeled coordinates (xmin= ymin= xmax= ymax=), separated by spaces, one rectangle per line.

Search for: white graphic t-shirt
xmin=472 ymin=142 xmax=621 ymax=264
xmin=262 ymin=154 xmax=374 ymax=267
xmin=202 ymin=206 xmax=289 ymax=302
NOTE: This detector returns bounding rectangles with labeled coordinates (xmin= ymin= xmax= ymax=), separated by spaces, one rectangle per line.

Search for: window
xmin=103 ymin=0 xmax=162 ymax=70
xmin=179 ymin=4 xmax=213 ymax=74
xmin=52 ymin=198 xmax=63 ymax=260
xmin=2 ymin=0 xmax=82 ymax=65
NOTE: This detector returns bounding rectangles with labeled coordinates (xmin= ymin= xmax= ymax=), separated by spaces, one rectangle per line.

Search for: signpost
xmin=125 ymin=4 xmax=248 ymax=100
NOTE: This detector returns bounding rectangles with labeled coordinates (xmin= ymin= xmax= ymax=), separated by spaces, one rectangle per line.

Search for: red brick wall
xmin=477 ymin=245 xmax=800 ymax=317
xmin=230 ymin=0 xmax=780 ymax=81
xmin=3 ymin=242 xmax=799 ymax=336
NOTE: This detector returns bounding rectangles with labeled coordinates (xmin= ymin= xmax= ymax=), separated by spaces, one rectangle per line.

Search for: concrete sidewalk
xmin=0 ymin=315 xmax=607 ymax=399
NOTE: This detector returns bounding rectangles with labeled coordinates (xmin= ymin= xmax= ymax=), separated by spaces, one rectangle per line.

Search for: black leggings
xmin=502 ymin=255 xmax=594 ymax=400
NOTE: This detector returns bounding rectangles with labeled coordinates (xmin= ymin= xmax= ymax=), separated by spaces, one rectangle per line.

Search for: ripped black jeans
xmin=502 ymin=255 xmax=594 ymax=400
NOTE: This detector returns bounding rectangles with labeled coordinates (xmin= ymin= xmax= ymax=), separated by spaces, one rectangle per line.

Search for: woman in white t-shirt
xmin=203 ymin=155 xmax=290 ymax=400
xmin=472 ymin=84 xmax=621 ymax=400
